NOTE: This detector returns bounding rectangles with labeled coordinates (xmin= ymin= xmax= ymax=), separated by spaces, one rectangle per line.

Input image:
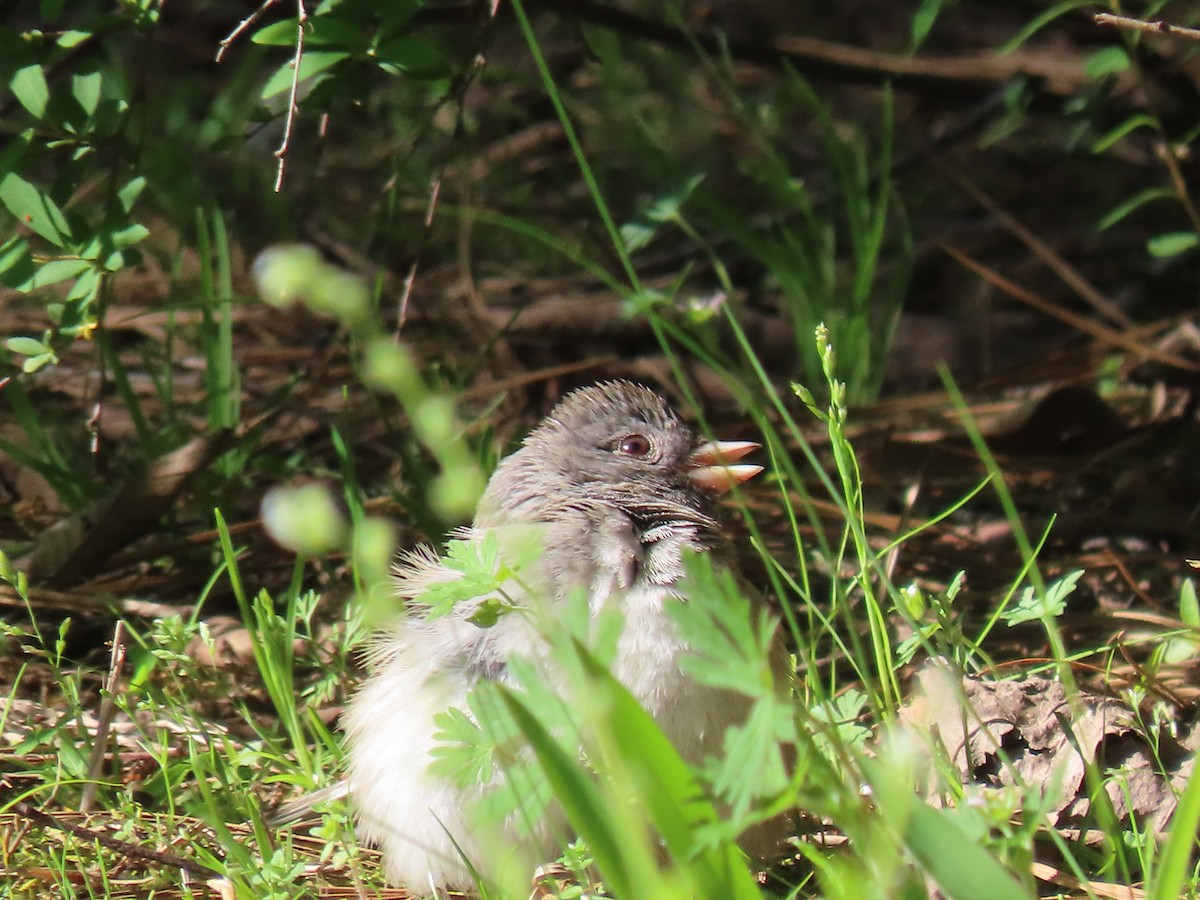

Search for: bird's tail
xmin=265 ymin=779 xmax=351 ymax=827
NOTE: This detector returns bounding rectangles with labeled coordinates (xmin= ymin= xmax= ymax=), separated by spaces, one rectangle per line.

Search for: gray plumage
xmin=276 ymin=381 xmax=791 ymax=889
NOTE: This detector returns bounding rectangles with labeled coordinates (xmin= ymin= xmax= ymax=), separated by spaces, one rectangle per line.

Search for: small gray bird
xmin=276 ymin=381 xmax=792 ymax=888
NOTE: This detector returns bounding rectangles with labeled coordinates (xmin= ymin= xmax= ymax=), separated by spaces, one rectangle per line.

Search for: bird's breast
xmin=611 ymin=581 xmax=742 ymax=762
xmin=610 ymin=582 xmax=688 ymax=698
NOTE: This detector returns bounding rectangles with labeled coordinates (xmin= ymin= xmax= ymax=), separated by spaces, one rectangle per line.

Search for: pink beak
xmin=687 ymin=440 xmax=763 ymax=493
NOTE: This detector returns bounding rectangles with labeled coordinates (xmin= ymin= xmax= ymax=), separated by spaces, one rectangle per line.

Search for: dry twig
xmin=935 ymin=160 xmax=1133 ymax=329
xmin=215 ymin=0 xmax=284 ymax=63
xmin=214 ymin=0 xmax=309 ymax=191
xmin=1095 ymin=13 xmax=1200 ymax=42
xmin=936 ymin=241 xmax=1200 ymax=374
xmin=274 ymin=0 xmax=309 ymax=192
xmin=13 ymin=801 xmax=224 ymax=880
xmin=79 ymin=621 xmax=127 ymax=813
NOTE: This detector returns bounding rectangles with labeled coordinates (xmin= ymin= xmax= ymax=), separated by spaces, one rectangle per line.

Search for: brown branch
xmin=379 ymin=21 xmax=494 ymax=336
xmin=396 ymin=177 xmax=443 ymax=334
xmin=274 ymin=0 xmax=309 ymax=192
xmin=549 ymin=0 xmax=1131 ymax=100
xmin=1156 ymin=142 xmax=1200 ymax=235
xmin=215 ymin=0 xmax=284 ymax=63
xmin=79 ymin=621 xmax=127 ymax=814
xmin=936 ymin=240 xmax=1200 ymax=374
xmin=934 ymin=159 xmax=1134 ymax=329
xmin=0 ymin=583 xmax=190 ymax=619
xmin=13 ymin=800 xmax=224 ymax=880
xmin=214 ymin=0 xmax=308 ymax=191
xmin=1091 ymin=13 xmax=1200 ymax=233
xmin=1095 ymin=12 xmax=1200 ymax=42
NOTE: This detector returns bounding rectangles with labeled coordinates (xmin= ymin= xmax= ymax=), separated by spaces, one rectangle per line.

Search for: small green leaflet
xmin=1002 ymin=569 xmax=1082 ymax=627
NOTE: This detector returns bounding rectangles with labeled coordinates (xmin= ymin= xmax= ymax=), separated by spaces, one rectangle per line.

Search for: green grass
xmin=4 ymin=281 xmax=1193 ymax=895
xmin=3 ymin=0 xmax=1200 ymax=897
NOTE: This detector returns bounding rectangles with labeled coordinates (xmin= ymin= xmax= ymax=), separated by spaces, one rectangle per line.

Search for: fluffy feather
xmin=276 ymin=381 xmax=792 ymax=888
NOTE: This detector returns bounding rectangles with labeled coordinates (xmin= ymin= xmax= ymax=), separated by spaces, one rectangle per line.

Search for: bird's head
xmin=476 ymin=381 xmax=761 ymax=532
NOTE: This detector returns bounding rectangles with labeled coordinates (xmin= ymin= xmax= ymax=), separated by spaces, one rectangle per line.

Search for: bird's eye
xmin=616 ymin=433 xmax=652 ymax=457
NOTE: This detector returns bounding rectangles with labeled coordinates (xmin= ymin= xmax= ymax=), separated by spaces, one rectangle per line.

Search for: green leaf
xmin=117 ymin=176 xmax=147 ymax=213
xmin=254 ymin=16 xmax=370 ymax=49
xmin=810 ymin=690 xmax=871 ymax=751
xmin=1147 ymin=231 xmax=1199 ymax=258
xmin=713 ymin=698 xmax=792 ymax=812
xmin=1091 ymin=113 xmax=1158 ymax=154
xmin=56 ymin=30 xmax=92 ymax=49
xmin=377 ymin=0 xmax=424 ymax=35
xmin=621 ymin=175 xmax=706 ymax=252
xmin=429 ymin=705 xmax=494 ymax=786
xmin=672 ymin=551 xmax=781 ymax=698
xmin=1085 ymin=46 xmax=1131 ymax=79
xmin=22 ymin=352 xmax=56 ymax=373
xmin=646 ymin=173 xmax=705 ymax=224
xmin=497 ymin=685 xmax=643 ymax=898
xmin=1002 ymin=570 xmax=1081 ymax=626
xmin=1164 ymin=580 xmax=1200 ymax=662
xmin=467 ymin=597 xmax=504 ymax=627
xmin=11 ymin=65 xmax=49 ymax=119
xmin=619 ymin=219 xmax=658 ymax=253
xmin=65 ymin=266 xmax=99 ymax=302
xmin=0 ymin=174 xmax=73 ymax=246
xmin=902 ymin=799 xmax=1029 ymax=900
xmin=1180 ymin=579 xmax=1199 ymax=627
xmin=107 ymin=223 xmax=150 ymax=252
xmin=1097 ymin=187 xmax=1172 ymax=231
xmin=260 ymin=50 xmax=349 ymax=100
xmin=1150 ymin=757 xmax=1200 ymax=900
xmin=422 ymin=573 xmax=496 ymax=619
xmin=575 ymin=641 xmax=763 ymax=898
xmin=910 ymin=0 xmax=942 ymax=50
xmin=373 ymin=36 xmax=444 ymax=75
xmin=0 ymin=237 xmax=34 ymax=285
xmin=252 ymin=19 xmax=303 ymax=45
xmin=997 ymin=0 xmax=1094 ymax=54
xmin=20 ymin=257 xmax=91 ymax=290
xmin=6 ymin=336 xmax=49 ymax=356
xmin=71 ymin=71 xmax=103 ymax=116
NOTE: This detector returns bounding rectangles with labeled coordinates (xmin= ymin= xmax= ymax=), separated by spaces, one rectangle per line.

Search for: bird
xmin=273 ymin=380 xmax=793 ymax=889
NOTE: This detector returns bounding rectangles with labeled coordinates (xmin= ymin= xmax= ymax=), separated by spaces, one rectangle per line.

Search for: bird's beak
xmin=687 ymin=440 xmax=763 ymax=493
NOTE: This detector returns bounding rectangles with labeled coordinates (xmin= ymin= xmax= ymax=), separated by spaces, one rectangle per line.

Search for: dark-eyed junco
xmin=278 ymin=381 xmax=792 ymax=888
